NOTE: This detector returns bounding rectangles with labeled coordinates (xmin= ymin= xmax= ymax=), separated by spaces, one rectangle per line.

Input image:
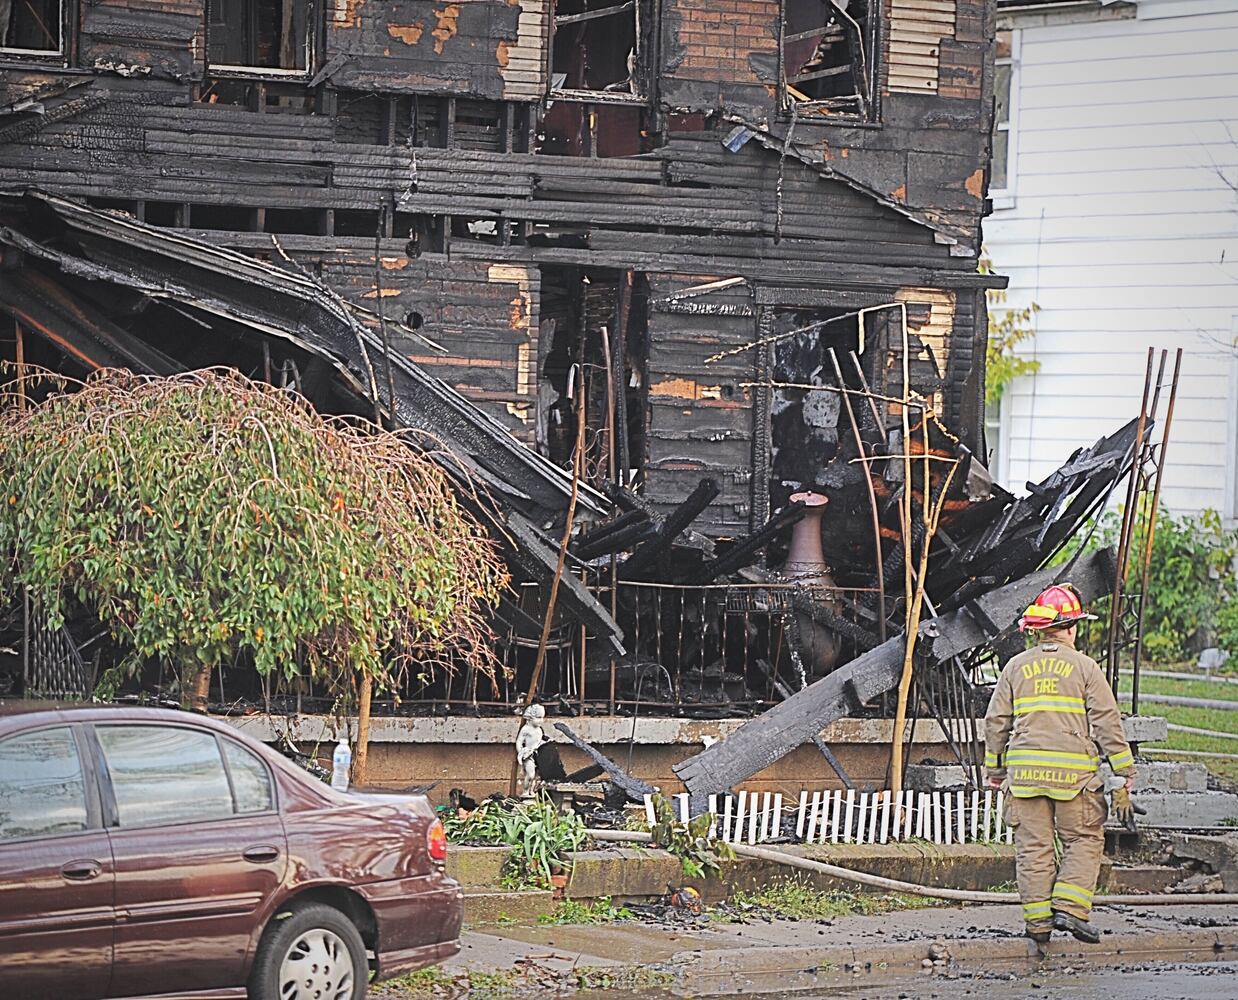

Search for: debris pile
xmin=1 ymin=192 xmax=1142 ymax=799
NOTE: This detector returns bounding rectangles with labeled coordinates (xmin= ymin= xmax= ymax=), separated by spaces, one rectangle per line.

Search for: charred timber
xmin=673 ymin=547 xmax=1118 ymax=800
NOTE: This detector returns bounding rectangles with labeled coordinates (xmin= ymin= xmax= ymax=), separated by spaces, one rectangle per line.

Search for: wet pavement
xmin=445 ymin=902 xmax=1238 ymax=996
xmin=571 ymin=964 xmax=1238 ymax=1000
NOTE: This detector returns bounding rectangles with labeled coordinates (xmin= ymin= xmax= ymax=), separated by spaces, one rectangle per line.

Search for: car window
xmin=0 ymin=727 xmax=89 ymax=840
xmin=98 ymin=725 xmax=234 ymax=828
xmin=221 ymin=739 xmax=273 ymax=813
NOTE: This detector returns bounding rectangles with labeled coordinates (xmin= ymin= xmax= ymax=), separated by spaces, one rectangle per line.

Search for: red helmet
xmin=1019 ymin=584 xmax=1098 ymax=632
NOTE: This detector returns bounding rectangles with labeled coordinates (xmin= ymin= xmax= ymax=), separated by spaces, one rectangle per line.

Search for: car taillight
xmin=427 ymin=818 xmax=448 ymax=862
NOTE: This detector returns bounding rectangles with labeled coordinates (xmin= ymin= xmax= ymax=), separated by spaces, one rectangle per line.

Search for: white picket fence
xmin=645 ymin=789 xmax=1014 ymax=846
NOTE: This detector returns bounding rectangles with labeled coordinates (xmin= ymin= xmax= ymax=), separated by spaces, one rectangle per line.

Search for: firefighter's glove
xmin=1111 ymin=785 xmax=1135 ymax=826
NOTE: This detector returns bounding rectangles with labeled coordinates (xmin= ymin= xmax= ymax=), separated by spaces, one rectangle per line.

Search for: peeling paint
xmin=92 ymin=60 xmax=152 ymax=78
xmin=964 ymin=168 xmax=984 ymax=199
xmin=515 ymin=341 xmax=531 ymax=396
xmin=508 ymin=294 xmax=527 ymax=331
xmin=380 ymin=257 xmax=410 ymax=270
xmin=334 ymin=0 xmax=363 ymax=28
xmin=388 ymin=22 xmax=425 ymax=46
xmin=496 ymin=39 xmax=509 ymax=69
xmin=651 ymin=377 xmax=721 ymax=400
xmin=362 ymin=287 xmax=402 ymax=299
xmin=890 ymin=184 xmax=907 ymax=203
xmin=432 ymin=4 xmax=460 ymax=55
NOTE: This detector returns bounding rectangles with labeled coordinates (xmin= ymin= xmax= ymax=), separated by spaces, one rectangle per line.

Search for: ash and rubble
xmin=0 ymin=193 xmax=1143 ymax=805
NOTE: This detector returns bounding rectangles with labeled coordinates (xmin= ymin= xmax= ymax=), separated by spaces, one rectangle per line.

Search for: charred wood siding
xmin=644 ymin=275 xmax=756 ymax=535
xmin=79 ymin=1 xmax=203 ymax=83
xmin=271 ymin=244 xmax=541 ymax=442
xmin=0 ymin=1 xmax=1001 ymax=532
xmin=324 ymin=0 xmax=547 ymax=100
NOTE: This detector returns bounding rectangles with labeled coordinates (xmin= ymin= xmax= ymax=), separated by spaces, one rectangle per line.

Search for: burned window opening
xmin=552 ymin=0 xmax=640 ymax=97
xmin=782 ymin=0 xmax=876 ymax=118
xmin=538 ymin=101 xmax=647 ymax=158
xmin=207 ymin=0 xmax=309 ymax=74
xmin=538 ymin=267 xmax=647 ymax=487
xmin=142 ymin=202 xmax=180 ymax=228
xmin=0 ymin=0 xmax=62 ymax=56
xmin=768 ymin=307 xmax=861 ymax=551
xmin=333 ymin=209 xmax=383 ymax=238
xmin=264 ymin=207 xmax=327 ymax=236
xmin=187 ymin=204 xmax=261 ymax=232
xmin=396 ymin=214 xmax=447 ymax=255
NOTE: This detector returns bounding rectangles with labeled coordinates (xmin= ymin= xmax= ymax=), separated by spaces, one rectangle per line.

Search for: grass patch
xmin=726 ymin=876 xmax=942 ymax=921
xmin=1119 ymin=675 xmax=1238 ymax=703
xmin=371 ymin=966 xmax=455 ymax=998
xmin=1116 ymin=672 xmax=1238 ymax=785
xmin=538 ymin=896 xmax=634 ymax=926
xmin=372 ymin=967 xmax=521 ymax=999
xmin=573 ymin=966 xmax=676 ymax=991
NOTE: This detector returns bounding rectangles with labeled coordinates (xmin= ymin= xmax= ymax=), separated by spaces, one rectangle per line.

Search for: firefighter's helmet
xmin=1019 ymin=583 xmax=1098 ymax=632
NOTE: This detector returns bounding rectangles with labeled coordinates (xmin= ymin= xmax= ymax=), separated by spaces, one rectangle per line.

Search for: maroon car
xmin=0 ymin=704 xmax=462 ymax=1000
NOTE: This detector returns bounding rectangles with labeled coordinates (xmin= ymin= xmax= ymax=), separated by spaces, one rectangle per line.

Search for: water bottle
xmin=331 ymin=738 xmax=352 ymax=791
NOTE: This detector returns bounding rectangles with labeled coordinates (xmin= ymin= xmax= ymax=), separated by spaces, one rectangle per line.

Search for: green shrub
xmin=1216 ymin=599 xmax=1238 ymax=665
xmin=1071 ymin=505 xmax=1237 ymax=663
xmin=647 ymin=793 xmax=735 ymax=879
xmin=442 ymin=796 xmax=586 ymax=889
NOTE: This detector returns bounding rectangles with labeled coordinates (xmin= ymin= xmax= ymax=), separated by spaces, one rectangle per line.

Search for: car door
xmin=0 ymin=724 xmax=114 ymax=1000
xmin=90 ymin=722 xmax=287 ymax=997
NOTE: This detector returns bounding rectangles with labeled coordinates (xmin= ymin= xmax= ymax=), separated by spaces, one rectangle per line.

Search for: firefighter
xmin=984 ymin=584 xmax=1135 ymax=944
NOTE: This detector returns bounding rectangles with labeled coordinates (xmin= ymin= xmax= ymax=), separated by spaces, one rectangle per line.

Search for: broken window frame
xmin=206 ymin=0 xmax=315 ymax=80
xmin=990 ymin=29 xmax=1019 ymax=209
xmin=549 ymin=0 xmax=645 ymax=106
xmin=0 ymin=0 xmax=67 ymax=61
xmin=780 ymin=0 xmax=879 ymax=121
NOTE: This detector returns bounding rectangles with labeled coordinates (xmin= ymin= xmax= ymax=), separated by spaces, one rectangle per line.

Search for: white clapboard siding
xmin=986 ymin=4 xmax=1238 ymax=517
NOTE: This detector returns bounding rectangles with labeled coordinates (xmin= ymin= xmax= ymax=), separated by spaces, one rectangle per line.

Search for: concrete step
xmin=463 ymin=887 xmax=556 ymax=925
xmin=446 ymin=845 xmax=509 ymax=887
xmin=1135 ymin=790 xmax=1238 ymax=829
xmin=1132 ymin=760 xmax=1209 ymax=794
xmin=1106 ymin=864 xmax=1182 ymax=894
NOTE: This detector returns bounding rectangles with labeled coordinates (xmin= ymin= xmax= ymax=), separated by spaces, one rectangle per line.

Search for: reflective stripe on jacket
xmin=984 ymin=638 xmax=1134 ymax=799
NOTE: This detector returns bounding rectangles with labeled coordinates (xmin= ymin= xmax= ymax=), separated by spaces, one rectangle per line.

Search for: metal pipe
xmin=828 ymin=348 xmax=886 ymax=641
xmin=1130 ymin=349 xmax=1181 ymax=716
xmin=612 ymin=271 xmax=633 ymax=486
xmin=1106 ymin=348 xmax=1155 ymax=689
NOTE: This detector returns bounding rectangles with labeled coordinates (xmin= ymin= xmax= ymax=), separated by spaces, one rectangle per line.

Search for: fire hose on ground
xmin=586 ymin=829 xmax=1238 ymax=907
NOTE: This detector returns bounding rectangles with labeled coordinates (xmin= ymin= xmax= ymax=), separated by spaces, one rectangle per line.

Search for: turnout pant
xmin=1006 ymin=789 xmax=1107 ymax=931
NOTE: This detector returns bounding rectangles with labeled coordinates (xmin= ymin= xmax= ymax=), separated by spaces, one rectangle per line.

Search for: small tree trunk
xmin=187 ymin=662 xmax=212 ymax=713
xmin=354 ymin=673 xmax=372 ymax=786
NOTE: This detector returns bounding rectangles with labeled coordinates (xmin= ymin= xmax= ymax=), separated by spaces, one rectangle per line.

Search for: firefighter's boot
xmin=1052 ymin=911 xmax=1101 ymax=944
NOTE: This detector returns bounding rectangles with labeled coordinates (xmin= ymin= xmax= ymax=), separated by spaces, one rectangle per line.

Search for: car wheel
xmin=249 ymin=901 xmax=367 ymax=1000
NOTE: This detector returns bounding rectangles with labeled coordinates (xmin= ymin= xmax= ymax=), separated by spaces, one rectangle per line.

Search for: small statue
xmin=516 ymin=703 xmax=547 ymax=796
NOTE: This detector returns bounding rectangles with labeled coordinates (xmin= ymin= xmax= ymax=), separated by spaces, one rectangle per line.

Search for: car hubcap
xmin=278 ymin=928 xmax=354 ymax=1000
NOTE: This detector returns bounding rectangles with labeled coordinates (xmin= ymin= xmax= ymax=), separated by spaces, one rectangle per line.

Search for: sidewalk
xmin=443 ymin=902 xmax=1238 ymax=996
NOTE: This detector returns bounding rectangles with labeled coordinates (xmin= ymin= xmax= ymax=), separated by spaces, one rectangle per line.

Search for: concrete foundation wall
xmin=222 ymin=713 xmax=1167 ymax=807
xmin=226 ymin=714 xmax=959 ymax=804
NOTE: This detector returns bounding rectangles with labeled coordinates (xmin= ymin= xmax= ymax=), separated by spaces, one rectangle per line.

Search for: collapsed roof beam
xmin=672 ymin=546 xmax=1117 ymax=800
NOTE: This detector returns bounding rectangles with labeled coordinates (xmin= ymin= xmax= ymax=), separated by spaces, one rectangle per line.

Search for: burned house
xmin=0 ymin=1 xmax=1110 ymax=793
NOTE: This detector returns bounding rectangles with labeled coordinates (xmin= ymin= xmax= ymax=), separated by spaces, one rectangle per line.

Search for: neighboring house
xmin=985 ymin=0 xmax=1238 ymax=520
